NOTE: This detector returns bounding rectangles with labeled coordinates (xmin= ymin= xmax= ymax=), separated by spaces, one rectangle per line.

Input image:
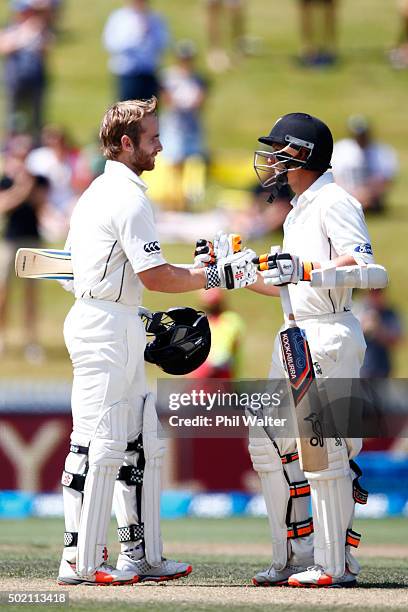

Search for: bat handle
xmin=279 ymin=285 xmax=296 ymax=325
xmin=270 ymin=245 xmax=296 ymax=325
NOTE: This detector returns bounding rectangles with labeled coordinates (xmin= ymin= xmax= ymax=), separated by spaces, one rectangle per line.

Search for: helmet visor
xmin=254 ymin=141 xmax=314 ymax=188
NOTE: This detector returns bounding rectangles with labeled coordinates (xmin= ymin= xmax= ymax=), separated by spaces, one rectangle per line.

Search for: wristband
xmin=302 ymin=261 xmax=314 ymax=281
xmin=205 ymin=265 xmax=220 ymax=289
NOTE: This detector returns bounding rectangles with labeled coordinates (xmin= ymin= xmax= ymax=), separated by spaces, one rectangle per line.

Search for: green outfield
xmin=0 ymin=0 xmax=407 ymax=380
xmin=0 ymin=517 xmax=407 ymax=611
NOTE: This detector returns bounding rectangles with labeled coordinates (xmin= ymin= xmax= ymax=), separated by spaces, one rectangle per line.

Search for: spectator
xmin=0 ymin=0 xmax=53 ymax=142
xmin=193 ymin=288 xmax=244 ymax=378
xmin=103 ymin=0 xmax=169 ymax=101
xmin=0 ymin=132 xmax=33 ymax=178
xmin=233 ymin=183 xmax=292 ymax=238
xmin=205 ymin=0 xmax=247 ymax=72
xmin=297 ymin=0 xmax=338 ymax=67
xmin=389 ymin=0 xmax=408 ymax=68
xmin=159 ymin=40 xmax=208 ymax=210
xmin=358 ymin=289 xmax=403 ymax=378
xmin=25 ymin=125 xmax=92 ymax=237
xmin=332 ymin=115 xmax=399 ymax=213
xmin=0 ymin=171 xmax=50 ymax=362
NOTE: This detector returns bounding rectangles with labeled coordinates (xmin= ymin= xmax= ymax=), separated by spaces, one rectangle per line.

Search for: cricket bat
xmin=15 ymin=248 xmax=73 ymax=280
xmin=15 ymin=236 xmax=243 ymax=281
xmin=279 ymin=283 xmax=328 ymax=471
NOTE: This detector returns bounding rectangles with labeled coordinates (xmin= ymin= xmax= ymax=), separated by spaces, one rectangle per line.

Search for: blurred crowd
xmin=0 ymin=0 xmax=404 ymax=364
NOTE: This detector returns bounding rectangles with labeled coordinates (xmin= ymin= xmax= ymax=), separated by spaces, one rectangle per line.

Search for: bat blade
xmin=280 ymin=325 xmax=328 ymax=472
xmin=15 ymin=248 xmax=74 ymax=280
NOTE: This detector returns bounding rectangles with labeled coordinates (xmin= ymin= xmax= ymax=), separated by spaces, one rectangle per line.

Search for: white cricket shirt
xmin=67 ymin=160 xmax=165 ymax=306
xmin=283 ymin=172 xmax=374 ymax=319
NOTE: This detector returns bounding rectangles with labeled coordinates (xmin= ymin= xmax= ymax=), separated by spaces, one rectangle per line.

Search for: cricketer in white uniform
xmin=249 ymin=113 xmax=374 ymax=588
xmin=58 ymin=97 xmax=257 ymax=586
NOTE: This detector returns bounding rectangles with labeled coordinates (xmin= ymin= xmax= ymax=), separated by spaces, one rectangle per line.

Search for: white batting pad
xmin=142 ymin=393 xmax=166 ymax=567
xmin=76 ymin=401 xmax=129 ymax=577
xmin=76 ymin=462 xmax=118 ymax=576
xmin=305 ymin=438 xmax=358 ymax=578
xmin=284 ymin=460 xmax=314 ymax=567
xmin=62 ymin=449 xmax=88 ymax=563
xmin=113 ymin=452 xmax=140 ymax=534
xmin=248 ymin=427 xmax=290 ymax=570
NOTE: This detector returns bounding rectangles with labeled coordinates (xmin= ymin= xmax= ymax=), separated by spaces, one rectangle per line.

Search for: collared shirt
xmin=66 ymin=160 xmax=165 ymax=306
xmin=103 ymin=7 xmax=169 ymax=75
xmin=283 ymin=172 xmax=374 ymax=319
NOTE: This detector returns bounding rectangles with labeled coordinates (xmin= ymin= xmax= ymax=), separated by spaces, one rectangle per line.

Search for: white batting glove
xmin=205 ymin=249 xmax=257 ymax=290
xmin=193 ymin=239 xmax=215 ymax=268
xmin=194 ymin=232 xmax=242 ymax=268
xmin=253 ymin=252 xmax=313 ymax=286
xmin=213 ymin=231 xmax=242 ymax=259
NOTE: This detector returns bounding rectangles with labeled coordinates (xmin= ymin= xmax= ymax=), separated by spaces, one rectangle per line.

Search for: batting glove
xmin=253 ymin=252 xmax=314 ymax=286
xmin=205 ymin=249 xmax=257 ymax=290
xmin=194 ymin=239 xmax=215 ymax=268
xmin=194 ymin=232 xmax=242 ymax=268
xmin=213 ymin=231 xmax=242 ymax=259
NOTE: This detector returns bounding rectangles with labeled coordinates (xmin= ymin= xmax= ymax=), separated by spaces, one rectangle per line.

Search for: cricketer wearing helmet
xmin=58 ymin=97 xmax=257 ymax=586
xmin=196 ymin=112 xmax=373 ymax=588
xmin=249 ymin=112 xmax=373 ymax=588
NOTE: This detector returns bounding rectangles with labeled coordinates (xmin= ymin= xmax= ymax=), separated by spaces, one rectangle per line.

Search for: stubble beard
xmin=131 ymin=148 xmax=155 ymax=175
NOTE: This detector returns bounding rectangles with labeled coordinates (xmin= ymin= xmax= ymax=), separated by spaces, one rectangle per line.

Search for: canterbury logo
xmin=143 ymin=241 xmax=161 ymax=253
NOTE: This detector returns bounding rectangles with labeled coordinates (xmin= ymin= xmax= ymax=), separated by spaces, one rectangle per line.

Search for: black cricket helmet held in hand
xmin=254 ymin=112 xmax=333 ymax=201
xmin=143 ymin=307 xmax=211 ymax=375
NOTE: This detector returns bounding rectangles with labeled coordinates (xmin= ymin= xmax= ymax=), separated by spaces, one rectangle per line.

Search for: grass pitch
xmin=0 ymin=517 xmax=407 ymax=611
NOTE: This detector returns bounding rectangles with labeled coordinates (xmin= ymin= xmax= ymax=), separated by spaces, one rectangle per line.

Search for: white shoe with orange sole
xmin=288 ymin=565 xmax=357 ymax=588
xmin=57 ymin=558 xmax=138 ymax=586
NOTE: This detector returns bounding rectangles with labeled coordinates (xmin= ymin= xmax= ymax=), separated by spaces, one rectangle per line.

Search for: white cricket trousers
xmin=63 ymin=298 xmax=147 ymax=447
xmin=269 ymin=310 xmax=366 ymax=459
xmin=62 ymin=298 xmax=147 ymax=575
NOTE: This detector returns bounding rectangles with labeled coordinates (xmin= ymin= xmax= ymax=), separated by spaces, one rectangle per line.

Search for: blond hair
xmin=99 ymin=97 xmax=158 ymax=160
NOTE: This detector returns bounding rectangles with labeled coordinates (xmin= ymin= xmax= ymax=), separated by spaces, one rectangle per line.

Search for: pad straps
xmin=350 ymin=459 xmax=369 ymax=505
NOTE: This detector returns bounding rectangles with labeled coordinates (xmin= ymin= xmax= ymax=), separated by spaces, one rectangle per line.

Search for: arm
xmin=139 ymin=249 xmax=257 ymax=293
xmin=311 ymin=253 xmax=358 ymax=270
xmin=139 ymin=263 xmax=206 ymax=293
xmin=0 ymin=174 xmax=34 ymax=214
xmin=247 ymin=273 xmax=280 ymax=297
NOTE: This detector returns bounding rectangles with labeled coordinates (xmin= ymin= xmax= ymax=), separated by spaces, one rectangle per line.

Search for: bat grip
xmin=279 ymin=285 xmax=296 ymax=324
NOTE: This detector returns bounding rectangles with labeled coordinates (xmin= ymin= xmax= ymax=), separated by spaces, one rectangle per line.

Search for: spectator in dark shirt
xmin=103 ymin=0 xmax=169 ymax=101
xmin=358 ymin=289 xmax=403 ymax=378
xmin=0 ymin=0 xmax=53 ymax=142
xmin=0 ymin=172 xmax=50 ymax=361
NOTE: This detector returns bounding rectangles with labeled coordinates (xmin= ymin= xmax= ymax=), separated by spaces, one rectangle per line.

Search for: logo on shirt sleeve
xmin=143 ymin=241 xmax=161 ymax=254
xmin=354 ymin=243 xmax=373 ymax=255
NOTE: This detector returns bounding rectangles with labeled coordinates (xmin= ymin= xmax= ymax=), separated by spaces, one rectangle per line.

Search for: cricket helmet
xmin=143 ymin=307 xmax=211 ymax=375
xmin=254 ymin=113 xmax=333 ymax=200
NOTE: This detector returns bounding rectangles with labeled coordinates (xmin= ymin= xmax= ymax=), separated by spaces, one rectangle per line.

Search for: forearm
xmin=0 ymin=182 xmax=33 ymax=213
xmin=248 ymin=273 xmax=280 ymax=296
xmin=139 ymin=263 xmax=207 ymax=293
xmin=312 ymin=254 xmax=358 ymax=270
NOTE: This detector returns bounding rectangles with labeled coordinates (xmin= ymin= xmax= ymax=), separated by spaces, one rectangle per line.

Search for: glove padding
xmin=194 ymin=238 xmax=215 ymax=268
xmin=194 ymin=231 xmax=242 ymax=268
xmin=253 ymin=252 xmax=306 ymax=286
xmin=206 ymin=249 xmax=257 ymax=290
